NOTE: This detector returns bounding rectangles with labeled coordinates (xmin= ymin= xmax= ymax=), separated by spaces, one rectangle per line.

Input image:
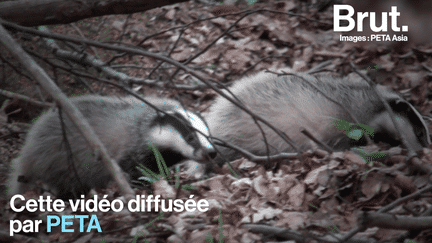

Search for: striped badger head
xmin=147 ymin=107 xmax=217 ymax=167
xmin=370 ymin=85 xmax=431 ymax=151
xmin=6 ymin=95 xmax=216 ymax=199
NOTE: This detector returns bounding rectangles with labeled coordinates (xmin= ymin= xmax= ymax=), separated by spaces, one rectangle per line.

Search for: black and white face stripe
xmin=149 ymin=108 xmax=215 ymax=160
xmin=390 ymin=99 xmax=431 ymax=146
xmin=174 ymin=108 xmax=214 ymax=151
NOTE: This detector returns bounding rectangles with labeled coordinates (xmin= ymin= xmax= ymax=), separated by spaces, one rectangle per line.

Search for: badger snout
xmin=194 ymin=147 xmax=217 ymax=162
xmin=207 ymin=148 xmax=217 ymax=159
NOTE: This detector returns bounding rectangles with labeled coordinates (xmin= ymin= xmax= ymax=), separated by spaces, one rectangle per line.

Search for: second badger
xmin=205 ymin=71 xmax=430 ymax=165
xmin=7 ymin=95 xmax=216 ymax=199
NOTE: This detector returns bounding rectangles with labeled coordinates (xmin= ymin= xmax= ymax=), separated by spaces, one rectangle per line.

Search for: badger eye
xmin=184 ymin=134 xmax=195 ymax=143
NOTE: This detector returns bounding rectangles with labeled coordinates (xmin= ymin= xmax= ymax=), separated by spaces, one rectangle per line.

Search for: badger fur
xmin=7 ymin=95 xmax=216 ymax=199
xmin=205 ymin=71 xmax=430 ymax=165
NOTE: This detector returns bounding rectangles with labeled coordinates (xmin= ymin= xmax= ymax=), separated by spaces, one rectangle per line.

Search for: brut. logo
xmin=333 ymin=4 xmax=408 ymax=32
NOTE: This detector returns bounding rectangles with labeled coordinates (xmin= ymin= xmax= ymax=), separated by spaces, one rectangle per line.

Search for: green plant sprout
xmin=206 ymin=208 xmax=224 ymax=243
xmin=351 ymin=148 xmax=387 ymax=166
xmin=405 ymin=240 xmax=418 ymax=243
xmin=365 ymin=63 xmax=381 ymax=71
xmin=246 ymin=0 xmax=258 ymax=6
xmin=309 ymin=204 xmax=340 ymax=234
xmin=218 ymin=208 xmax=224 ymax=243
xmin=333 ymin=118 xmax=388 ymax=166
xmin=333 ymin=118 xmax=374 ymax=141
xmin=136 ymin=144 xmax=171 ymax=183
xmin=206 ymin=232 xmax=213 ymax=242
xmin=130 ymin=213 xmax=164 ymax=243
xmin=133 ymin=145 xmax=206 ymax=241
xmin=175 ymin=165 xmax=181 ymax=189
xmin=136 ymin=144 xmax=197 ymax=189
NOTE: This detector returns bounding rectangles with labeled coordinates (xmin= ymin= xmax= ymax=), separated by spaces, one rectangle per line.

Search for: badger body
xmin=7 ymin=95 xmax=215 ymax=198
xmin=205 ymin=71 xmax=430 ymax=164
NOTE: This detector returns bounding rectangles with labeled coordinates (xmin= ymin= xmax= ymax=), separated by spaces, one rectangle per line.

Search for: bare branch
xmin=0 ymin=18 xmax=300 ymax=156
xmin=0 ymin=89 xmax=54 ymax=108
xmin=358 ymin=212 xmax=432 ymax=230
xmin=0 ymin=0 xmax=188 ymax=27
xmin=0 ymin=21 xmax=135 ymax=199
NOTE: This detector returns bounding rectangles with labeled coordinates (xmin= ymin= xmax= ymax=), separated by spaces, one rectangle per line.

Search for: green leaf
xmin=358 ymin=123 xmax=374 ymax=137
xmin=148 ymin=144 xmax=171 ymax=178
xmin=333 ymin=118 xmax=352 ymax=132
xmin=352 ymin=148 xmax=388 ymax=165
xmin=346 ymin=129 xmax=364 ymax=140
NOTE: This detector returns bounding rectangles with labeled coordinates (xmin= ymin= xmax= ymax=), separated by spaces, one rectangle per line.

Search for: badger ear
xmin=388 ymin=97 xmax=431 ymax=147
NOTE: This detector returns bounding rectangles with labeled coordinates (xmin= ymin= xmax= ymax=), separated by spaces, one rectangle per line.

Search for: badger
xmin=205 ymin=70 xmax=430 ymax=165
xmin=7 ymin=95 xmax=216 ymax=199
